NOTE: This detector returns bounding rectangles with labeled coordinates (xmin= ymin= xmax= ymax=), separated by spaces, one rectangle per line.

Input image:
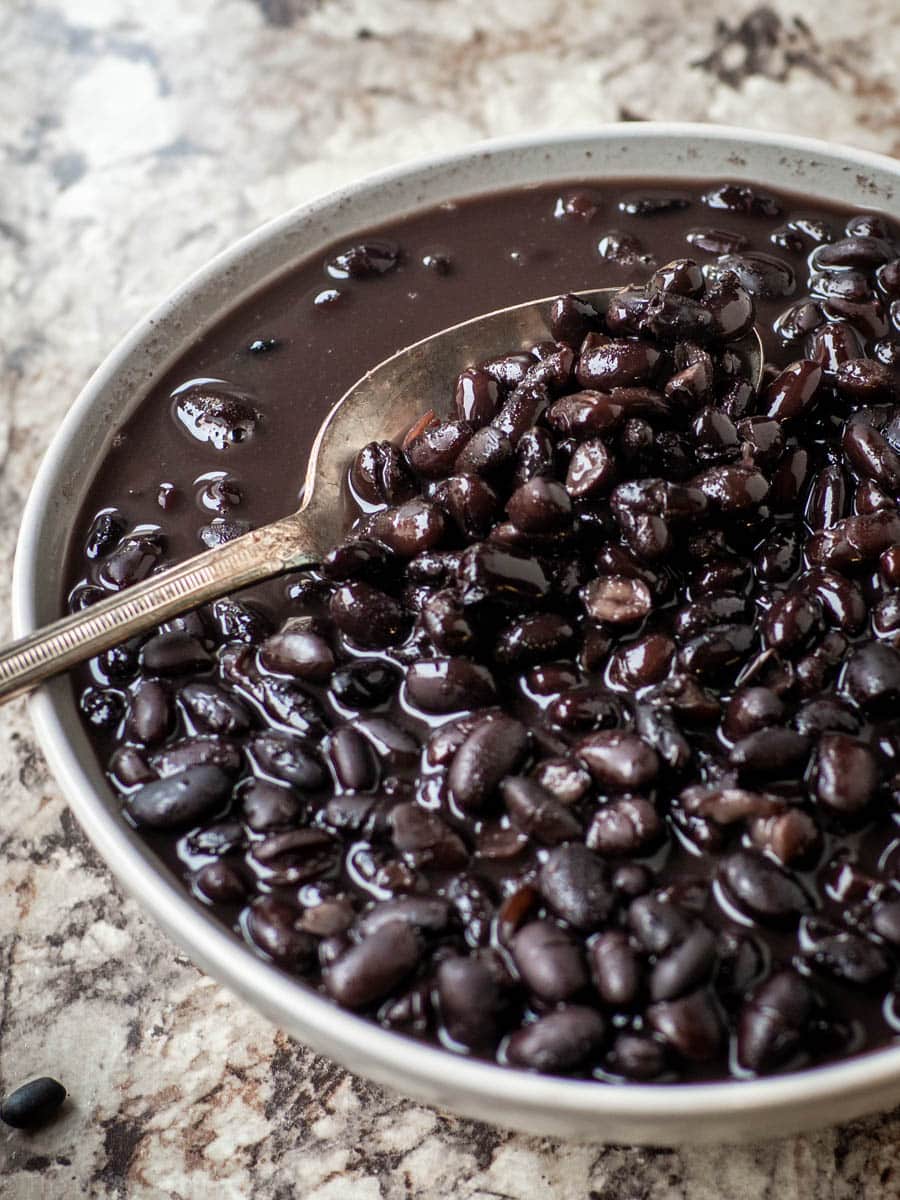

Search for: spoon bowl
xmin=0 ymin=287 xmax=763 ymax=703
xmin=302 ymin=285 xmax=764 ymax=545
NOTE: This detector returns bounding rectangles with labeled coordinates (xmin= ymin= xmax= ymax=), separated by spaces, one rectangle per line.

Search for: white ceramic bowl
xmin=14 ymin=124 xmax=900 ymax=1144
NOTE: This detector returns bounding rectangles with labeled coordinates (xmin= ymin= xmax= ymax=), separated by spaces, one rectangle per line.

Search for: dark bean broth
xmin=64 ymin=178 xmax=900 ymax=1084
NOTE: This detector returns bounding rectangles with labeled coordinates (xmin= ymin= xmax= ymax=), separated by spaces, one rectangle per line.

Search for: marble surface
xmin=2 ymin=0 xmax=900 ymax=1195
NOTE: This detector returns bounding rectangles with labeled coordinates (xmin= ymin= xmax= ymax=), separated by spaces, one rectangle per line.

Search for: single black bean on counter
xmin=68 ymin=177 xmax=900 ymax=1087
xmin=1 ymin=1077 xmax=67 ymax=1130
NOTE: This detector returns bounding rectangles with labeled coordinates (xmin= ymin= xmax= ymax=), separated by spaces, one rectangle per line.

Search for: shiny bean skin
xmin=502 ymin=777 xmax=582 ymax=845
xmin=764 ymin=360 xmax=823 ymax=422
xmin=842 ymin=421 xmax=900 ymax=491
xmin=538 ymin=843 xmax=614 ymax=931
xmin=505 ymin=1007 xmax=606 ymax=1072
xmin=718 ymin=850 xmax=812 ymax=924
xmin=737 ymin=970 xmax=814 ymax=1073
xmin=576 ymin=731 xmax=659 ymax=791
xmin=405 ymin=657 xmax=496 ymax=714
xmin=324 ymin=922 xmax=422 ymax=1008
xmin=590 ymin=930 xmax=641 ymax=1007
xmin=511 ymin=920 xmax=588 ymax=1001
xmin=646 ymin=989 xmax=723 ymax=1062
xmin=330 ymin=582 xmax=406 ymax=649
xmin=437 ymin=955 xmax=504 ymax=1047
xmin=126 ymin=765 xmax=232 ymax=830
xmin=454 ymin=368 xmax=500 ymax=427
xmin=586 ymin=797 xmax=662 ymax=857
xmin=449 ymin=715 xmax=528 ymax=811
xmin=813 ymin=734 xmax=881 ymax=813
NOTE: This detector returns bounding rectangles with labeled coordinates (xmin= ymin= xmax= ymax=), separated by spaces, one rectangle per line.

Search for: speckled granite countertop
xmin=3 ymin=1 xmax=900 ymax=1195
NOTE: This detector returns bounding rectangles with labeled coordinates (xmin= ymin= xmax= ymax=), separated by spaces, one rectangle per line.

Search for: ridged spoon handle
xmin=0 ymin=510 xmax=321 ymax=704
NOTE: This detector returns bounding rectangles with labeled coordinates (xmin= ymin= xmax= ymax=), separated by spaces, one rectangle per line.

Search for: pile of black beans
xmin=84 ymin=217 xmax=900 ymax=1084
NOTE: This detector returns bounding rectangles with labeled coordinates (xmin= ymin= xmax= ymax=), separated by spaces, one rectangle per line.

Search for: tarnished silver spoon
xmin=0 ymin=289 xmax=763 ymax=703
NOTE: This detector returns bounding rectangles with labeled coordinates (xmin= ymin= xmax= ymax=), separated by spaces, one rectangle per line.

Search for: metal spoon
xmin=0 ymin=289 xmax=763 ymax=703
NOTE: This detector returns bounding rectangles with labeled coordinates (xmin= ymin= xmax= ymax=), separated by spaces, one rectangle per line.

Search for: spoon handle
xmin=0 ymin=511 xmax=320 ymax=704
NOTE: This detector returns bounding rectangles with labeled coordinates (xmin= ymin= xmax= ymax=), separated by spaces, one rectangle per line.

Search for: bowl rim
xmin=14 ymin=120 xmax=900 ymax=1128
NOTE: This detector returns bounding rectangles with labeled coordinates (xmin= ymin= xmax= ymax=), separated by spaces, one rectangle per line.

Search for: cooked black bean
xmin=350 ymin=441 xmax=418 ymax=506
xmin=800 ymin=919 xmax=890 ymax=985
xmin=538 ymin=843 xmax=614 ymax=931
xmin=324 ymin=922 xmax=422 ymax=1008
xmin=607 ymin=1033 xmax=665 ymax=1080
xmin=814 ymin=236 xmax=894 ymax=269
xmin=405 ymin=420 xmax=473 ymax=478
xmin=501 ymin=776 xmax=581 ymax=845
xmin=140 ymin=631 xmax=211 ymax=676
xmin=126 ymin=765 xmax=232 ymax=830
xmin=843 ymin=420 xmax=900 ymax=490
xmin=646 ymin=989 xmax=723 ymax=1062
xmin=650 ymin=925 xmax=717 ymax=1002
xmin=549 ymin=293 xmax=600 ymax=347
xmin=609 ymin=633 xmax=675 ymax=690
xmin=633 ymin=704 xmax=691 ymax=772
xmin=764 ymin=359 xmax=823 ymax=421
xmin=714 ymin=251 xmax=794 ymax=298
xmin=431 ymin=474 xmax=498 ymax=540
xmin=437 ymin=955 xmax=504 ymax=1047
xmin=813 ymin=733 xmax=880 ymax=813
xmin=842 ymin=641 xmax=900 ymax=714
xmin=532 ymin=756 xmax=592 ymax=804
xmin=505 ymin=1007 xmax=606 ymax=1072
xmin=210 ymin=598 xmax=272 ymax=644
xmin=249 ymin=827 xmax=336 ymax=885
xmin=353 ymin=717 xmax=419 ymax=767
xmin=762 ymin=592 xmax=822 ymax=653
xmin=455 ymin=542 xmax=550 ymax=604
xmin=628 ymin=893 xmax=690 ymax=955
xmin=691 ymin=464 xmax=769 ymax=511
xmin=179 ymin=680 xmax=250 ymax=736
xmin=99 ymin=532 xmax=164 ymax=589
xmin=454 ymin=368 xmax=501 ymax=427
xmin=259 ymin=628 xmax=334 ymax=681
xmin=581 ymin=575 xmax=651 ymax=625
xmin=511 ymin=919 xmax=588 ymax=1001
xmin=586 ymin=797 xmax=662 ymax=858
xmin=325 ymin=726 xmax=378 ymax=791
xmin=405 ymin=657 xmax=496 ymax=714
xmin=449 ymin=715 xmax=528 ymax=811
xmin=680 ymin=785 xmax=779 ymax=826
xmin=737 ymin=970 xmax=814 ymax=1073
xmin=125 ymin=679 xmax=172 ymax=746
xmin=577 ymin=731 xmax=659 ymax=791
xmin=330 ymin=660 xmax=400 ymax=709
xmin=373 ymin=498 xmax=447 ymax=557
xmin=718 ymin=850 xmax=811 ymax=924
xmin=330 ymin=581 xmax=405 ymax=648
xmin=729 ymin=728 xmax=810 ymax=778
xmin=327 ymin=240 xmax=399 ymax=279
xmin=389 ymin=802 xmax=468 ymax=868
xmin=495 ymin=613 xmax=574 ymax=667
xmin=506 ymin=477 xmax=572 ymax=533
xmin=722 ymin=687 xmax=786 ymax=741
xmin=247 ymin=731 xmax=325 ymax=790
xmin=1 ymin=1077 xmax=67 ymax=1130
xmin=322 ymin=538 xmax=394 ymax=584
xmin=590 ymin=930 xmax=641 ymax=1007
xmin=355 ymin=896 xmax=451 ymax=936
xmin=245 ymin=896 xmax=317 ymax=968
xmin=240 ymin=779 xmax=302 ymax=831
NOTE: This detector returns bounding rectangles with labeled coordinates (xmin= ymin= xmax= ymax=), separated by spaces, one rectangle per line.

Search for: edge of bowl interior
xmin=13 ymin=123 xmax=900 ymax=1144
